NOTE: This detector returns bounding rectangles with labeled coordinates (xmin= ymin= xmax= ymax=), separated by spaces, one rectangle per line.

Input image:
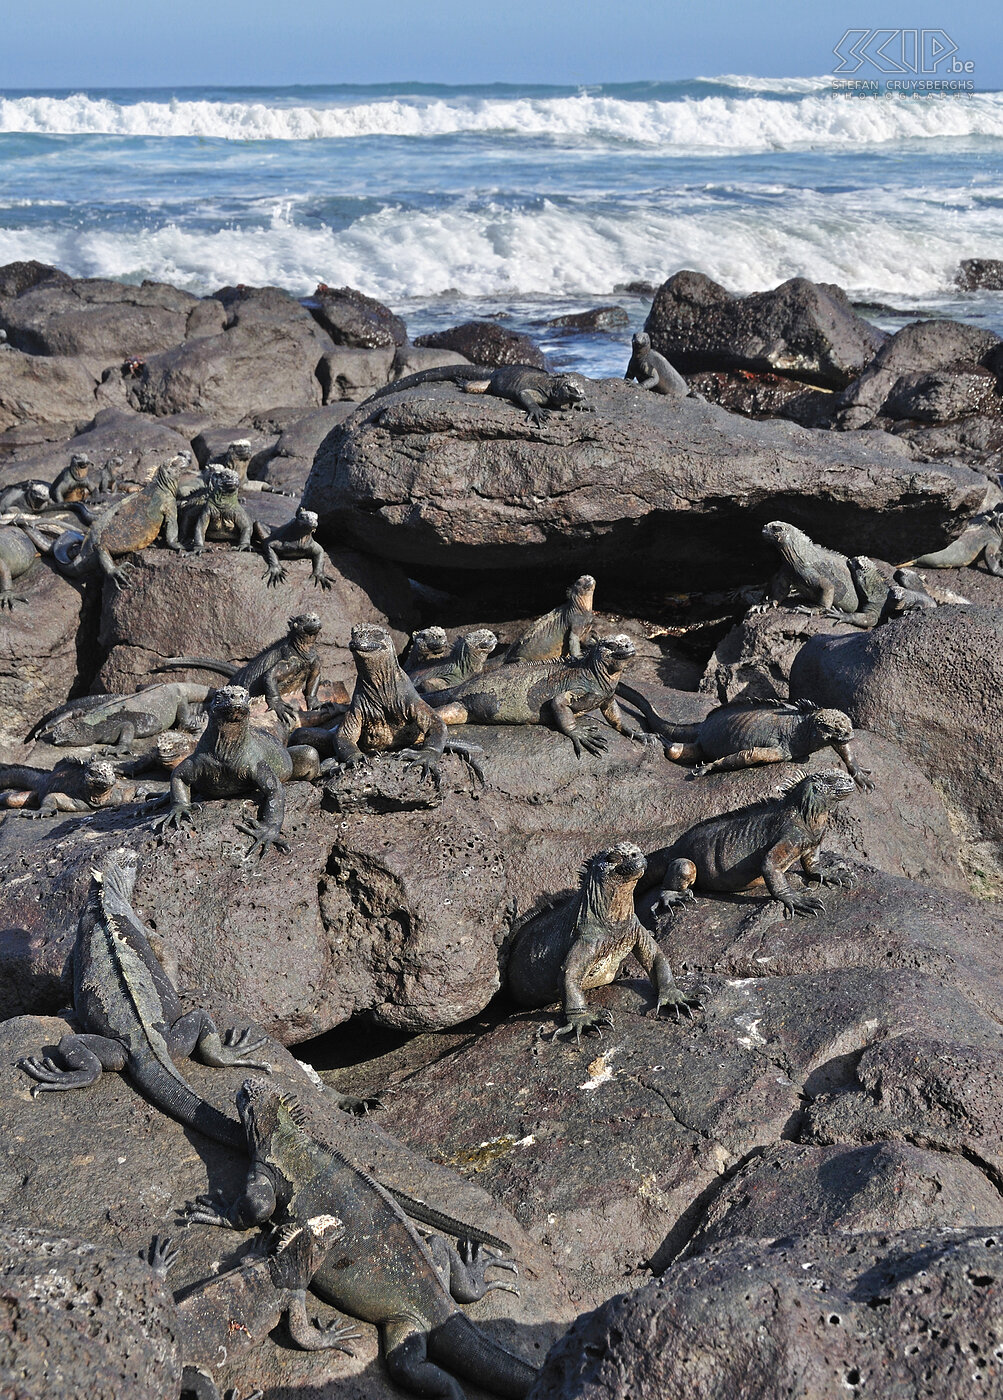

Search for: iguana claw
xmin=147 ymin=1234 xmax=180 ymax=1276
xmin=235 ymin=819 xmax=290 ymax=860
xmin=655 ymin=989 xmax=703 ymax=1022
xmin=553 ymin=1008 xmax=614 ymax=1043
xmin=311 ymin=572 xmax=333 ymax=591
xmin=398 ymin=748 xmax=443 ymax=789
xmin=152 ymin=803 xmax=195 ymax=834
xmin=184 ymin=1191 xmax=237 ymax=1229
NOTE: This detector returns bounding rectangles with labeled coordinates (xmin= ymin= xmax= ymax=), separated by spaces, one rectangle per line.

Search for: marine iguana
xmin=319 ymin=623 xmax=484 ymax=786
xmin=45 ymin=453 xmax=186 ymax=588
xmin=903 ymin=504 xmax=1003 ymax=575
xmin=410 ymin=629 xmax=498 ymax=693
xmin=886 ymin=566 xmax=938 ymax=618
xmin=507 ymin=843 xmax=700 ymax=1041
xmin=660 ymin=698 xmax=874 ymax=790
xmin=0 ymin=453 xmax=96 ymax=524
xmin=364 ymin=363 xmax=592 ymax=427
xmin=0 ymin=522 xmax=43 ymax=609
xmin=30 ymin=680 xmax=211 ymax=753
xmin=179 ymin=465 xmax=253 ymax=555
xmin=157 ymin=612 xmax=322 ymax=729
xmin=825 ymin=557 xmax=937 ymax=630
xmin=505 ymin=575 xmax=597 ymax=662
xmin=752 ymin=520 xmax=857 ymax=614
xmin=187 ymin=1078 xmax=536 ymax=1400
xmin=623 ymin=331 xmax=689 ymax=397
xmin=430 ymin=634 xmax=658 ymax=759
xmin=403 ymin=626 xmax=450 ymax=674
xmin=204 ymin=438 xmax=253 ymax=485
xmin=151 ymin=685 xmax=320 ymax=859
xmin=648 ymin=768 xmax=856 ymax=919
xmin=251 ymin=506 xmax=332 ymax=590
xmin=0 ymin=757 xmax=160 ymax=817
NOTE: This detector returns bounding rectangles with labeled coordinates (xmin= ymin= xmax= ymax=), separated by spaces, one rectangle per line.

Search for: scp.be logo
xmin=832 ymin=29 xmax=973 ymax=74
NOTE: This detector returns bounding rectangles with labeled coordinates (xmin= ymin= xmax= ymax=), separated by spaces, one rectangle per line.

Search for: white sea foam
xmin=1 ymin=90 xmax=1001 ymax=150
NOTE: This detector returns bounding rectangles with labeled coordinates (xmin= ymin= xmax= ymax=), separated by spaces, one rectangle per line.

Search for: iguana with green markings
xmin=507 ymin=842 xmax=700 ymax=1041
xmin=30 ymin=680 xmax=211 ymax=754
xmin=187 ymin=1077 xmax=536 ymax=1400
xmin=410 ymin=628 xmax=498 ymax=693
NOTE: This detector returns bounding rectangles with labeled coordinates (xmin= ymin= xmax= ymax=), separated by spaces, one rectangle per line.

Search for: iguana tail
xmin=0 ymin=764 xmax=44 ymax=791
xmin=363 ymin=364 xmax=488 ymax=407
xmin=429 ymin=1313 xmax=539 ymax=1399
xmin=155 ymin=657 xmax=239 ymax=678
xmin=51 ymin=529 xmax=89 ymax=575
xmin=129 ymin=1054 xmax=245 ymax=1152
xmin=615 ymin=682 xmax=698 ymax=741
xmin=386 ymin=1187 xmax=512 ymax=1255
xmin=27 ymin=692 xmax=114 ymax=742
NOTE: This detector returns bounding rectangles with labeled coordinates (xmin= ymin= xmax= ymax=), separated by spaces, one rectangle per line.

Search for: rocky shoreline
xmin=2 ymin=257 xmax=1003 ymax=1397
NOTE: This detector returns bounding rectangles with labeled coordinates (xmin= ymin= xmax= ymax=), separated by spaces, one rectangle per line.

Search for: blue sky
xmin=0 ymin=0 xmax=998 ymax=89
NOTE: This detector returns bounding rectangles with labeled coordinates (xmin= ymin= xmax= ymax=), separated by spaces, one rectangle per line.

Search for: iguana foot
xmin=526 ymin=408 xmax=549 ymax=426
xmin=235 ymin=819 xmax=290 ymax=860
xmin=328 ymin=1087 xmax=382 ymax=1115
xmin=19 ymin=1055 xmax=97 ymax=1090
xmin=553 ymin=1008 xmax=613 ymax=1043
xmin=748 ymin=600 xmax=776 ymax=615
xmin=202 ymin=1026 xmax=272 ymax=1071
xmin=853 ymin=771 xmax=875 ymax=792
xmin=780 ymin=892 xmax=826 ymax=919
xmin=803 ymin=864 xmax=855 ymax=889
xmin=287 ymin=1291 xmax=361 ymax=1353
xmin=652 ymin=888 xmax=696 ymax=918
xmin=571 ymin=728 xmax=608 ymax=759
xmin=187 ymin=545 xmax=205 ymax=557
xmin=686 ymin=762 xmax=712 ymax=779
xmin=108 ymin=561 xmax=136 ymax=590
xmin=151 ymin=802 xmax=196 ymax=834
xmin=654 ymin=988 xmax=703 ymax=1022
xmin=457 ymin=1239 xmax=520 ymax=1297
xmin=319 ymin=753 xmax=370 ymax=778
xmin=263 ymin=564 xmax=287 ymax=587
xmin=310 ymin=571 xmax=333 ymax=591
xmin=184 ymin=1191 xmax=237 ymax=1229
xmin=628 ymin=730 xmax=662 ymax=747
xmin=146 ymin=1234 xmax=180 ymax=1277
xmin=0 ymin=591 xmax=26 ymax=610
xmin=398 ymin=748 xmax=443 ymax=789
xmin=445 ymin=739 xmax=485 ymax=786
xmin=270 ymin=701 xmax=299 ymax=728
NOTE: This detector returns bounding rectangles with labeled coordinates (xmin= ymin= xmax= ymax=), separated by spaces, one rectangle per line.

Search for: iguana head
xmin=84 ymin=759 xmax=117 ymax=799
xmin=632 ymin=331 xmax=651 ymax=352
xmin=803 ymin=706 xmax=855 ymax=747
xmin=237 ymin=1077 xmax=316 ymax=1205
xmin=208 ymin=685 xmax=252 ymax=727
xmin=568 ymin=574 xmax=596 ymax=610
xmin=350 ymin=622 xmax=395 ymax=659
xmin=26 ymin=482 xmax=50 ymax=510
xmin=550 ymin=376 xmax=588 ymax=409
xmin=763 ymin=521 xmax=813 ymax=566
xmin=208 ymin=466 xmax=241 ymax=497
xmin=781 ymin=768 xmax=856 ymax=825
xmin=848 ymin=555 xmax=882 ymax=588
xmin=295 ymin=507 xmax=319 ymax=531
xmin=289 ymin=613 xmax=322 ymax=645
xmin=156 ymin=452 xmax=190 ymax=492
xmin=267 ymin=1218 xmax=343 ymax=1292
xmin=224 ymin=439 xmax=252 ymax=469
xmin=91 ymin=847 xmax=139 ymax=902
xmin=410 ymin=626 xmax=449 ymax=663
xmin=69 ymin=453 xmax=91 ymax=478
xmin=590 ymin=633 xmax=636 ymax=680
xmin=461 ymin=629 xmax=498 ymax=663
xmin=578 ymin=841 xmax=647 ymax=924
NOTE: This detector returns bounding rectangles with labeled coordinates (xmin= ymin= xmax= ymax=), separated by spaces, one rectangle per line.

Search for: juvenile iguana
xmin=828 ymin=557 xmax=938 ymax=630
xmin=623 ymin=331 xmax=689 ymax=397
xmin=151 ymin=685 xmax=320 ymax=859
xmin=660 ymin=698 xmax=873 ymax=790
xmin=504 ymin=575 xmax=597 ymax=662
xmin=187 ymin=1078 xmax=537 ymax=1400
xmin=252 ymin=506 xmax=332 ymax=590
xmin=0 ymin=757 xmax=160 ymax=816
xmin=320 ymin=623 xmax=484 ymax=787
xmin=752 ymin=520 xmax=857 ymax=614
xmin=0 ymin=453 xmax=96 ymax=523
xmin=430 ymin=634 xmax=657 ymax=759
xmin=648 ymin=768 xmax=856 ymax=919
xmin=364 ymin=363 xmax=592 ymax=427
xmin=46 ymin=453 xmax=187 ymax=588
xmin=403 ymin=626 xmax=450 ymax=674
xmin=30 ymin=680 xmax=211 ymax=753
xmin=410 ymin=629 xmax=498 ymax=693
xmin=507 ymin=842 xmax=700 ymax=1041
xmin=0 ymin=523 xmax=43 ymax=609
xmin=904 ymin=505 xmax=1003 ymax=575
xmin=179 ymin=465 xmax=253 ymax=554
xmin=157 ymin=612 xmax=322 ymax=729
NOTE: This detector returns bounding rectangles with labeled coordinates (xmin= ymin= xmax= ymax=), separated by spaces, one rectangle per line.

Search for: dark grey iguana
xmin=752 ymin=520 xmax=857 ymax=614
xmin=507 ymin=842 xmax=700 ymax=1041
xmin=410 ymin=629 xmax=498 ymax=694
xmin=0 ymin=522 xmax=44 ymax=609
xmin=648 ymin=768 xmax=856 ymax=920
xmin=0 ymin=757 xmax=161 ymax=817
xmin=903 ymin=504 xmax=1003 ymax=575
xmin=30 ymin=680 xmax=211 ymax=753
xmin=45 ymin=453 xmax=187 ymax=588
xmin=317 ymin=623 xmax=484 ymax=786
xmin=885 ymin=566 xmax=938 ymax=618
xmin=179 ymin=465 xmax=253 ymax=555
xmin=403 ymin=626 xmax=450 ymax=674
xmin=623 ymin=331 xmax=689 ymax=397
xmin=151 ymin=685 xmax=320 ymax=859
xmin=659 ymin=698 xmax=874 ymax=790
xmin=0 ymin=453 xmax=96 ymax=524
xmin=251 ymin=506 xmax=332 ymax=590
xmin=363 ymin=363 xmax=592 ymax=427
xmin=430 ymin=634 xmax=658 ymax=759
xmin=827 ymin=557 xmax=938 ymax=630
xmin=504 ymin=574 xmax=597 ymax=663
xmin=187 ymin=1078 xmax=536 ymax=1400
xmin=157 ymin=612 xmax=323 ymax=729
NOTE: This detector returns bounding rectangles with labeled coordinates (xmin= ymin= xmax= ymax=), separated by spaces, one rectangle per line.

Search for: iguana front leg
xmin=151 ymin=761 xmax=197 ymax=832
xmin=398 ymin=707 xmax=449 ymax=787
xmin=549 ymin=692 xmax=607 ymax=758
xmin=762 ymin=842 xmax=825 ymax=918
xmin=600 ymin=696 xmax=660 ymax=746
xmin=302 ymin=658 xmax=321 ymax=713
xmin=0 ymin=557 xmax=23 ymax=611
xmin=633 ymin=924 xmax=701 ymax=1020
xmin=424 ymin=1235 xmax=519 ymax=1302
xmin=263 ymin=669 xmax=298 ymax=728
xmin=234 ymin=762 xmax=289 ymax=858
xmin=831 ymin=740 xmax=874 ymax=791
xmin=168 ymin=1008 xmax=271 ymax=1071
xmin=286 ymin=1292 xmax=360 ymax=1353
xmin=96 ymin=545 xmax=135 ymax=590
xmin=187 ymin=1164 xmax=277 ymax=1231
xmin=553 ymin=935 xmax=614 ymax=1042
xmin=750 ymin=564 xmax=796 ymax=614
xmin=233 ymin=507 xmax=253 ymax=552
xmin=307 ymin=540 xmax=332 ymax=590
xmin=20 ymin=1032 xmax=127 ymax=1092
xmin=800 ymin=844 xmax=855 ymax=888
xmin=261 ymin=541 xmax=288 ymax=587
xmin=160 ymin=502 xmax=182 ymax=552
xmin=514 ymin=389 xmax=549 ymax=425
xmin=321 ymin=707 xmax=368 ymax=775
xmin=189 ymin=505 xmax=211 ymax=555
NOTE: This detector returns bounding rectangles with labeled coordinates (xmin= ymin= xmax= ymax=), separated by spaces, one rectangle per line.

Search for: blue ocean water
xmin=0 ymin=77 xmax=1001 ymax=374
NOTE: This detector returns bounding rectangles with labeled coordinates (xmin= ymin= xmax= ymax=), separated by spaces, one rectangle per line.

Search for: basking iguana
xmin=659 ymin=698 xmax=873 ymax=790
xmin=0 ymin=757 xmax=161 ymax=817
xmin=0 ymin=453 xmax=96 ymax=524
xmin=187 ymin=1078 xmax=536 ymax=1400
xmin=179 ymin=465 xmax=253 ymax=555
xmin=505 ymin=575 xmax=597 ymax=662
xmin=904 ymin=504 xmax=1003 ymax=575
xmin=430 ymin=634 xmax=657 ymax=759
xmin=507 ymin=842 xmax=700 ymax=1041
xmin=623 ymin=331 xmax=688 ymax=397
xmin=752 ymin=520 xmax=857 ymax=614
xmin=252 ymin=506 xmax=332 ymax=590
xmin=30 ymin=680 xmax=211 ymax=753
xmin=45 ymin=453 xmax=187 ymax=588
xmin=827 ymin=557 xmax=937 ymax=630
xmin=0 ymin=522 xmax=44 ymax=609
xmin=151 ymin=685 xmax=320 ymax=859
xmin=319 ymin=623 xmax=484 ymax=786
xmin=157 ymin=612 xmax=322 ymax=729
xmin=410 ymin=629 xmax=498 ymax=693
xmin=364 ymin=363 xmax=592 ymax=427
xmin=204 ymin=437 xmax=253 ymax=485
xmin=403 ymin=626 xmax=450 ymax=674
xmin=886 ymin=566 xmax=937 ymax=618
xmin=648 ymin=768 xmax=856 ymax=919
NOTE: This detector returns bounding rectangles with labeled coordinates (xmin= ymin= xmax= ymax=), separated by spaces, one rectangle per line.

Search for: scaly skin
xmin=507 ymin=843 xmax=700 ymax=1040
xmin=0 ymin=757 xmax=160 ymax=817
xmin=753 ymin=520 xmax=858 ymax=614
xmin=322 ymin=623 xmax=484 ymax=787
xmin=32 ymin=681 xmax=211 ymax=753
xmin=0 ymin=524 xmax=41 ymax=609
xmin=403 ymin=626 xmax=450 ymax=674
xmin=363 ymin=363 xmax=592 ymax=427
xmin=662 ymin=698 xmax=873 ymax=790
xmin=905 ymin=506 xmax=1003 ymax=574
xmin=252 ymin=507 xmax=332 ymax=590
xmin=157 ymin=612 xmax=322 ymax=729
xmin=411 ymin=629 xmax=498 ymax=693
xmin=623 ymin=331 xmax=688 ymax=397
xmin=0 ymin=454 xmax=95 ymax=524
xmin=187 ymin=1079 xmax=535 ymax=1400
xmin=151 ymin=685 xmax=319 ymax=859
xmin=504 ymin=575 xmax=597 ymax=663
xmin=647 ymin=768 xmax=856 ymax=920
xmin=430 ymin=634 xmax=658 ymax=759
xmin=180 ymin=465 xmax=253 ymax=554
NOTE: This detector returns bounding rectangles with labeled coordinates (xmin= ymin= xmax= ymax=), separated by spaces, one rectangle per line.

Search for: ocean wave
xmin=1 ymin=90 xmax=1001 ymax=149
